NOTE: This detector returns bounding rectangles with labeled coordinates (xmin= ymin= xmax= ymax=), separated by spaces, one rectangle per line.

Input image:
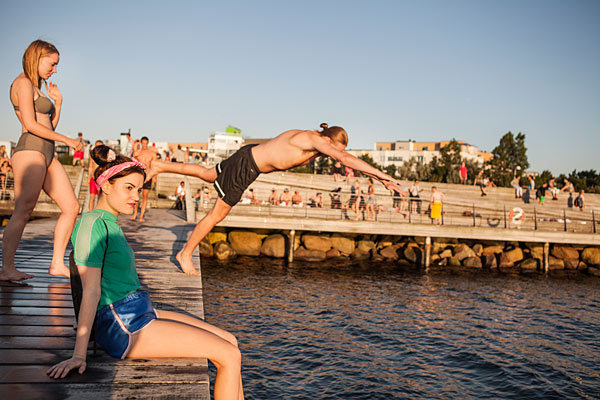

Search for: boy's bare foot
xmin=175 ymin=251 xmax=200 ymax=275
xmin=0 ymin=269 xmax=35 ymax=281
xmin=130 ymin=215 xmax=137 ymax=220
xmin=139 ymin=218 xmax=145 ymax=223
xmin=48 ymin=263 xmax=70 ymax=278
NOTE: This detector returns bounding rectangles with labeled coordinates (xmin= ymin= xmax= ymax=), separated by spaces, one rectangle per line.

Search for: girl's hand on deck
xmin=46 ymin=356 xmax=87 ymax=379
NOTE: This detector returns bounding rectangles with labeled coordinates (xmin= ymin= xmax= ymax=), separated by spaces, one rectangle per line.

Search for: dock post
xmin=184 ymin=177 xmax=195 ymax=223
xmin=503 ymin=205 xmax=507 ymax=229
xmin=593 ymin=210 xmax=596 ymax=234
xmin=543 ymin=242 xmax=549 ymax=273
xmin=472 ymin=204 xmax=476 ymax=227
xmin=424 ymin=236 xmax=431 ymax=271
xmin=287 ymin=229 xmax=295 ymax=262
xmin=534 ymin=207 xmax=538 ymax=230
xmin=563 ymin=209 xmax=567 ymax=232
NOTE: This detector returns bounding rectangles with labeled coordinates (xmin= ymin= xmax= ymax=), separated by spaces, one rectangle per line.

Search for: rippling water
xmin=201 ymin=258 xmax=600 ymax=399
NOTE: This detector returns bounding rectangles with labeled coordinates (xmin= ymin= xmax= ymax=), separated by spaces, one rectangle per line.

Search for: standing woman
xmin=0 ymin=40 xmax=83 ymax=281
xmin=47 ymin=146 xmax=243 ymax=400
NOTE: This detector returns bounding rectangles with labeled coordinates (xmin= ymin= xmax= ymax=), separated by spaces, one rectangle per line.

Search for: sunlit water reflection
xmin=202 ymin=257 xmax=600 ymax=399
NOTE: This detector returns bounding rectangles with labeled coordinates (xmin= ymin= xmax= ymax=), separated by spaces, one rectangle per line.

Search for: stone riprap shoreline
xmin=200 ymin=229 xmax=600 ymax=276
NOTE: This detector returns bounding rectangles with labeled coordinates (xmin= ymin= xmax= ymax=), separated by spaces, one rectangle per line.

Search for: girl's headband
xmin=95 ymin=158 xmax=146 ymax=187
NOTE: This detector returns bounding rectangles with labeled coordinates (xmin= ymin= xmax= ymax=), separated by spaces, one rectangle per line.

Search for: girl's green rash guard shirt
xmin=71 ymin=209 xmax=141 ymax=310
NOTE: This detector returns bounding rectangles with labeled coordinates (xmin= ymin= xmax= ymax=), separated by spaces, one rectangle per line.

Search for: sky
xmin=0 ymin=0 xmax=598 ymax=174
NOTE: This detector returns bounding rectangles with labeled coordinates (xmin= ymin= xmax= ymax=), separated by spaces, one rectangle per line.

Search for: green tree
xmin=315 ymin=156 xmax=331 ymax=175
xmin=488 ymin=132 xmax=529 ymax=187
xmin=384 ymin=164 xmax=397 ymax=179
xmin=535 ymin=170 xmax=553 ymax=189
xmin=429 ymin=139 xmax=463 ymax=183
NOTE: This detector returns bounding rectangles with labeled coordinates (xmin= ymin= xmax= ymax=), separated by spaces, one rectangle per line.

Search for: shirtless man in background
xmin=146 ymin=124 xmax=403 ymax=275
xmin=131 ymin=136 xmax=157 ymax=222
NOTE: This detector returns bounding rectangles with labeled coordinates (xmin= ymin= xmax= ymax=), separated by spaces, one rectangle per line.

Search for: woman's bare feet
xmin=48 ymin=263 xmax=70 ymax=278
xmin=0 ymin=269 xmax=34 ymax=281
xmin=175 ymin=251 xmax=200 ymax=275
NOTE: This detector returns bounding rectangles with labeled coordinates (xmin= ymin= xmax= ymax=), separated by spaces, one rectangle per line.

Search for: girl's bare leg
xmin=0 ymin=151 xmax=46 ymax=281
xmin=156 ymin=309 xmax=245 ymax=400
xmin=147 ymin=161 xmax=217 ymax=183
xmin=128 ymin=319 xmax=242 ymax=400
xmin=176 ymin=199 xmax=232 ymax=275
xmin=43 ymin=158 xmax=80 ymax=277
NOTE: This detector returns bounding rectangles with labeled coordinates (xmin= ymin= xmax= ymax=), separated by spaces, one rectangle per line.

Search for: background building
xmin=373 ymin=140 xmax=490 ymax=168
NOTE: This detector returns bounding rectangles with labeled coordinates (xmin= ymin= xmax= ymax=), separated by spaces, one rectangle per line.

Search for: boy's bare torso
xmin=135 ymin=147 xmax=158 ymax=170
xmin=251 ymin=130 xmax=321 ymax=173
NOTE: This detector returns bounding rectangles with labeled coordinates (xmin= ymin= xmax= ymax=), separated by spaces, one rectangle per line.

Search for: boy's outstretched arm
xmin=310 ymin=135 xmax=404 ymax=193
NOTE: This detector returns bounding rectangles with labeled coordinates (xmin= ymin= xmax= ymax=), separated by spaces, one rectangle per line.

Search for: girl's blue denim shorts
xmin=95 ymin=291 xmax=158 ymax=359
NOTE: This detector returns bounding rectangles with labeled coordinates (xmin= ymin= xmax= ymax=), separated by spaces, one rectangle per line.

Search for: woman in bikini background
xmin=1 ymin=40 xmax=83 ymax=282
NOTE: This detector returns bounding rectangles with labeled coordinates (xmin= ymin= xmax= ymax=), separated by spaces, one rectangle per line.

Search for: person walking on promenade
xmin=72 ymin=132 xmax=85 ymax=167
xmin=366 ymin=184 xmax=378 ymax=221
xmin=1 ymin=40 xmax=83 ymax=282
xmin=430 ymin=186 xmax=445 ymax=225
xmin=130 ymin=136 xmax=158 ymax=222
xmin=146 ymin=125 xmax=402 ymax=275
xmin=88 ymin=140 xmax=104 ymax=212
xmin=459 ymin=161 xmax=467 ymax=184
xmin=574 ymin=190 xmax=585 ymax=212
xmin=46 ymin=145 xmax=244 ymax=399
xmin=537 ymin=182 xmax=548 ymax=206
xmin=474 ymin=171 xmax=487 ymax=197
xmin=409 ymin=179 xmax=423 ymax=213
xmin=561 ymin=178 xmax=575 ymax=208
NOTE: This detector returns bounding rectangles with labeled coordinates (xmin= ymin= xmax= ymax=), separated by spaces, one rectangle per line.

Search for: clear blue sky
xmin=1 ymin=0 xmax=598 ymax=174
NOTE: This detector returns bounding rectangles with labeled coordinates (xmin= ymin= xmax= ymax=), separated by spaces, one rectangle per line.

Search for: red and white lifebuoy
xmin=509 ymin=207 xmax=525 ymax=225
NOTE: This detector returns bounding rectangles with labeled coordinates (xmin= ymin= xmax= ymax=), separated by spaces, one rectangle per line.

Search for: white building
xmin=372 ymin=140 xmax=486 ymax=168
xmin=207 ymin=130 xmax=243 ymax=165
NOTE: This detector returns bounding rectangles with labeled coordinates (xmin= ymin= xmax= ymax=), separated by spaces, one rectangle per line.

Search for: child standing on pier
xmin=47 ymin=146 xmax=244 ymax=400
xmin=146 ymin=124 xmax=403 ymax=275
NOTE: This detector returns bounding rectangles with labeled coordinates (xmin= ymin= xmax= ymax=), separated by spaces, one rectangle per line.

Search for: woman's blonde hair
xmin=22 ymin=40 xmax=59 ymax=89
xmin=319 ymin=123 xmax=348 ymax=146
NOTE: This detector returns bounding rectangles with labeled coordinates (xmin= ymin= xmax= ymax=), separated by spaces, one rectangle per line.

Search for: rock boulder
xmin=228 ymin=231 xmax=261 ymax=256
xmin=261 ymin=234 xmax=285 ymax=258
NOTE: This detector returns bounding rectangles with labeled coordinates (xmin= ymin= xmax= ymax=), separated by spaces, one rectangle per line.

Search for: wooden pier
xmin=0 ymin=209 xmax=210 ymax=400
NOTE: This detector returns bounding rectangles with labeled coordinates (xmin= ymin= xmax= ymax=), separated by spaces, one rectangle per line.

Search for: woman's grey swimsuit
xmin=13 ymin=95 xmax=56 ymax=168
xmin=214 ymin=144 xmax=261 ymax=207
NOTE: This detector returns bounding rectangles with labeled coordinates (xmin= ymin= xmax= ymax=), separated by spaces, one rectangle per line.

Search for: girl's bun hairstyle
xmin=91 ymin=145 xmax=146 ymax=185
xmin=319 ymin=123 xmax=329 ymax=131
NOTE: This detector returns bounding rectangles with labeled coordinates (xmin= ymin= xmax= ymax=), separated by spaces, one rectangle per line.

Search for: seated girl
xmin=46 ymin=145 xmax=243 ymax=400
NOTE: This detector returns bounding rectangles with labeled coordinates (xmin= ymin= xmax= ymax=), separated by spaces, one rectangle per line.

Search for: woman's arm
xmin=47 ymin=265 xmax=102 ymax=379
xmin=45 ymin=82 xmax=63 ymax=129
xmin=13 ymin=79 xmax=80 ymax=150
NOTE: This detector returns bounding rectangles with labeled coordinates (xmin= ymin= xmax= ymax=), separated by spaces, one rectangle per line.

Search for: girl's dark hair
xmin=91 ymin=145 xmax=146 ymax=187
xmin=319 ymin=123 xmax=348 ymax=146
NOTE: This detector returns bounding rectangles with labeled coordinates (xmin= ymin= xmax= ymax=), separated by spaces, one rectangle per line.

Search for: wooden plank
xmin=0 ymin=383 xmax=210 ymax=400
xmin=0 ymin=325 xmax=75 ymax=337
xmin=0 ymin=316 xmax=74 ymax=326
xmin=0 ymin=306 xmax=74 ymax=317
xmin=0 ymin=365 xmax=210 ymax=384
xmin=0 ymin=336 xmax=75 ymax=349
xmin=1 ymin=349 xmax=208 ymax=366
xmin=0 ymin=286 xmax=71 ymax=295
xmin=0 ymin=299 xmax=72 ymax=308
xmin=0 ymin=292 xmax=72 ymax=301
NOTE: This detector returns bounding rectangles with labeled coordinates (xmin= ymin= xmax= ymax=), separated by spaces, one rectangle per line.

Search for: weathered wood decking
xmin=0 ymin=209 xmax=210 ymax=399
